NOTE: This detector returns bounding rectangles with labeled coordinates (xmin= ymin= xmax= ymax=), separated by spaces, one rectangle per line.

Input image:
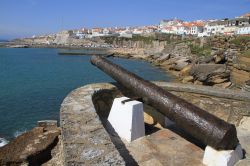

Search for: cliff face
xmin=101 ymin=33 xmax=183 ymax=49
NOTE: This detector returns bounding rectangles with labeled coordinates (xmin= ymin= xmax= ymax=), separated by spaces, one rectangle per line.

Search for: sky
xmin=0 ymin=0 xmax=249 ymax=39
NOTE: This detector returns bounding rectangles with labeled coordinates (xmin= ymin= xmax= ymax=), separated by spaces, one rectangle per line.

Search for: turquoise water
xmin=0 ymin=48 xmax=171 ymax=140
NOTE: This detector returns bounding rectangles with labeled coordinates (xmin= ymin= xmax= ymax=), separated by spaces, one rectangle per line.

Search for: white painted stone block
xmin=203 ymin=144 xmax=243 ymax=166
xmin=108 ymin=97 xmax=145 ymax=142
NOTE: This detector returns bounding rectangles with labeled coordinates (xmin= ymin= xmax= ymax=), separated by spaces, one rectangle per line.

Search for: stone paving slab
xmin=126 ymin=129 xmax=204 ymax=166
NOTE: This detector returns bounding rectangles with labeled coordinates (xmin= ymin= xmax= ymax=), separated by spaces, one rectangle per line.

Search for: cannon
xmin=91 ymin=55 xmax=239 ymax=150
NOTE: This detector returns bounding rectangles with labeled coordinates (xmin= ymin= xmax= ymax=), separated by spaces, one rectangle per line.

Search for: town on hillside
xmin=33 ymin=12 xmax=250 ymax=40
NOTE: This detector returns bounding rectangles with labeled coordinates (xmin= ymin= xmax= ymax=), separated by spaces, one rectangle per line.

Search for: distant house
xmin=103 ymin=28 xmax=111 ymax=35
xmin=75 ymin=31 xmax=85 ymax=39
xmin=222 ymin=17 xmax=250 ymax=35
xmin=228 ymin=18 xmax=250 ymax=27
xmin=238 ymin=13 xmax=250 ymax=19
xmin=159 ymin=18 xmax=183 ymax=29
xmin=91 ymin=28 xmax=104 ymax=37
xmin=144 ymin=26 xmax=157 ymax=33
xmin=132 ymin=28 xmax=144 ymax=34
xmin=174 ymin=25 xmax=185 ymax=35
xmin=81 ymin=28 xmax=89 ymax=34
xmin=224 ymin=26 xmax=238 ymax=36
xmin=73 ymin=29 xmax=88 ymax=39
xmin=119 ymin=32 xmax=133 ymax=38
xmin=190 ymin=21 xmax=204 ymax=35
xmin=237 ymin=26 xmax=250 ymax=35
xmin=203 ymin=20 xmax=227 ymax=36
xmin=161 ymin=26 xmax=174 ymax=34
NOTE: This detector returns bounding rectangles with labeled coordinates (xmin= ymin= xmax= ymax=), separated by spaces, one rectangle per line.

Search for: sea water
xmin=0 ymin=48 xmax=171 ymax=141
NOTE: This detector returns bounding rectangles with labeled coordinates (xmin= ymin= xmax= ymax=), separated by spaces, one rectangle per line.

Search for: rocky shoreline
xmin=5 ymin=35 xmax=249 ymax=90
xmin=108 ymin=36 xmax=250 ymax=91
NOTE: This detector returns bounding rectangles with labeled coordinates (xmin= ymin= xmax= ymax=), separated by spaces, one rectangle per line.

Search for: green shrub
xmin=130 ymin=35 xmax=155 ymax=44
xmin=230 ymin=36 xmax=250 ymax=46
xmin=242 ymin=49 xmax=250 ymax=57
xmin=189 ymin=44 xmax=211 ymax=56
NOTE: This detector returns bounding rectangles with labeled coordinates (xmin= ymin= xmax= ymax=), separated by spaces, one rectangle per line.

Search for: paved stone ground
xmin=60 ymin=82 xmax=250 ymax=166
xmin=126 ymin=129 xmax=204 ymax=166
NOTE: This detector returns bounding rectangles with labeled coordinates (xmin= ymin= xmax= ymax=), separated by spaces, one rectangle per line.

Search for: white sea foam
xmin=0 ymin=138 xmax=9 ymax=147
xmin=13 ymin=129 xmax=27 ymax=138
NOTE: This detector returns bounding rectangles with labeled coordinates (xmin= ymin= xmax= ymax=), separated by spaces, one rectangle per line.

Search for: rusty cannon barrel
xmin=91 ymin=55 xmax=239 ymax=150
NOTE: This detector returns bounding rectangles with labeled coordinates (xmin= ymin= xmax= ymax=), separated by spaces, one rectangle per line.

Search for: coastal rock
xmin=197 ymin=55 xmax=214 ymax=64
xmin=170 ymin=58 xmax=191 ymax=71
xmin=182 ymin=76 xmax=194 ymax=83
xmin=0 ymin=125 xmax=60 ymax=166
xmin=190 ymin=64 xmax=230 ymax=85
xmin=162 ymin=43 xmax=192 ymax=58
xmin=213 ymin=81 xmax=232 ymax=88
xmin=224 ymin=49 xmax=239 ymax=65
xmin=237 ymin=116 xmax=250 ymax=161
xmin=231 ymin=68 xmax=250 ymax=87
xmin=233 ymin=56 xmax=250 ymax=72
xmin=179 ymin=64 xmax=193 ymax=76
xmin=211 ymin=77 xmax=228 ymax=84
xmin=156 ymin=53 xmax=171 ymax=63
xmin=172 ymin=43 xmax=191 ymax=56
xmin=194 ymin=80 xmax=203 ymax=85
xmin=152 ymin=52 xmax=163 ymax=60
xmin=222 ymin=81 xmax=232 ymax=88
xmin=242 ymin=80 xmax=250 ymax=92
xmin=214 ymin=54 xmax=226 ymax=64
xmin=37 ymin=120 xmax=58 ymax=131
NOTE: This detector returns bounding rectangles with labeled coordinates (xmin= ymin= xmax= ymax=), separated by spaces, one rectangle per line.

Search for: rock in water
xmin=0 ymin=125 xmax=60 ymax=165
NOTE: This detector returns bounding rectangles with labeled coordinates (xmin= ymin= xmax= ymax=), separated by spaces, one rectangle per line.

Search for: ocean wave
xmin=0 ymin=137 xmax=9 ymax=147
xmin=13 ymin=129 xmax=27 ymax=138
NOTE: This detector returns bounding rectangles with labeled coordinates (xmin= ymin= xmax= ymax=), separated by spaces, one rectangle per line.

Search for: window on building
xmin=236 ymin=20 xmax=239 ymax=26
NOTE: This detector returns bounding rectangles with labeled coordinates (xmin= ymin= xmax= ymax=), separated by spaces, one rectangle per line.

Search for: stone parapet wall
xmin=60 ymin=83 xmax=125 ymax=165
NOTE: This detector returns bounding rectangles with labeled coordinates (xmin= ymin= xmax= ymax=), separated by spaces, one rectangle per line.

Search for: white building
xmin=224 ymin=26 xmax=238 ymax=36
xmin=190 ymin=24 xmax=204 ymax=35
xmin=175 ymin=26 xmax=186 ymax=35
xmin=91 ymin=28 xmax=104 ymax=37
xmin=132 ymin=28 xmax=144 ymax=34
xmin=237 ymin=26 xmax=250 ymax=35
xmin=160 ymin=26 xmax=174 ymax=34
xmin=75 ymin=30 xmax=86 ymax=39
xmin=203 ymin=20 xmax=227 ymax=36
